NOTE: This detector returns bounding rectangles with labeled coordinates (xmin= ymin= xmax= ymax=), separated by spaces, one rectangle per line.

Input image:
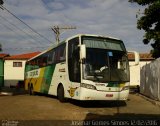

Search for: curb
xmin=0 ymin=92 xmax=13 ymax=96
xmin=0 ymin=90 xmax=27 ymax=96
xmin=136 ymin=93 xmax=160 ymax=108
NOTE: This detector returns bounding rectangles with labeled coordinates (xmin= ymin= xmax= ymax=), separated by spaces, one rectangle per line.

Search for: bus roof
xmin=66 ymin=34 xmax=121 ymax=41
xmin=27 ymin=34 xmax=122 ymax=61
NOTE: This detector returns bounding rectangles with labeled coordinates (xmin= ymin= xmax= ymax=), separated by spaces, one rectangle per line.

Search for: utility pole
xmin=0 ymin=0 xmax=3 ymax=51
xmin=0 ymin=44 xmax=2 ymax=51
xmin=51 ymin=25 xmax=76 ymax=44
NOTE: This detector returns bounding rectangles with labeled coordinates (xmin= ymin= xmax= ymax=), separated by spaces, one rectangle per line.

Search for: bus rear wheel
xmin=57 ymin=85 xmax=66 ymax=102
xmin=29 ymin=84 xmax=34 ymax=95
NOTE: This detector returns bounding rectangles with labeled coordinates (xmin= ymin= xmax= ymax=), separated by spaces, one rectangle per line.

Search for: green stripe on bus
xmin=40 ymin=65 xmax=56 ymax=94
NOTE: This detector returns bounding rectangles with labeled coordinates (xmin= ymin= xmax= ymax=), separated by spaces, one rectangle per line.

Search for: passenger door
xmin=68 ymin=37 xmax=81 ymax=99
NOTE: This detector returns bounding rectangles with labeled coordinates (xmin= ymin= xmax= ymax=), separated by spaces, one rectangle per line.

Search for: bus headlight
xmin=121 ymin=86 xmax=129 ymax=91
xmin=80 ymin=83 xmax=96 ymax=90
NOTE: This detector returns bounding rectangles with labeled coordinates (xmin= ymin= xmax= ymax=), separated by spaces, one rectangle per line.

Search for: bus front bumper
xmin=79 ymin=87 xmax=129 ymax=101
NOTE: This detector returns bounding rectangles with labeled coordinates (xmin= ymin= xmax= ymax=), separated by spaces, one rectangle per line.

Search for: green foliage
xmin=129 ymin=0 xmax=157 ymax=5
xmin=0 ymin=0 xmax=4 ymax=5
xmin=129 ymin=0 xmax=160 ymax=58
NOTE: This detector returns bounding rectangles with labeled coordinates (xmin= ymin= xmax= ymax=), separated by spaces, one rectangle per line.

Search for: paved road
xmin=0 ymin=93 xmax=159 ymax=125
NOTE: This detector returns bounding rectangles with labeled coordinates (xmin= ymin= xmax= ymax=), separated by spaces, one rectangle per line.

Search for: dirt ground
xmin=0 ymin=93 xmax=159 ymax=125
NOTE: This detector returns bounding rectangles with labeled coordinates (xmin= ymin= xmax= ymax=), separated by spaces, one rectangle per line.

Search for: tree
xmin=0 ymin=0 xmax=4 ymax=5
xmin=129 ymin=0 xmax=160 ymax=58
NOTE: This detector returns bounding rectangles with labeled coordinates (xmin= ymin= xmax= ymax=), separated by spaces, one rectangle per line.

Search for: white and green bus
xmin=25 ymin=34 xmax=136 ymax=102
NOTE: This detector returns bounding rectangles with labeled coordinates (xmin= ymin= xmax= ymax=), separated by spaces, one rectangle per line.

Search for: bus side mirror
xmin=80 ymin=44 xmax=86 ymax=60
xmin=128 ymin=51 xmax=140 ymax=66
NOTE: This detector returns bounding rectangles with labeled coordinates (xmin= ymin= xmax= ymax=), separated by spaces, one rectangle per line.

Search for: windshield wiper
xmin=93 ymin=71 xmax=104 ymax=82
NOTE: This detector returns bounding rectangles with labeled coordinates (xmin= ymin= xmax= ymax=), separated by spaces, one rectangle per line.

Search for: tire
xmin=28 ymin=84 xmax=31 ymax=94
xmin=136 ymin=85 xmax=140 ymax=93
xmin=29 ymin=84 xmax=34 ymax=95
xmin=57 ymin=85 xmax=65 ymax=102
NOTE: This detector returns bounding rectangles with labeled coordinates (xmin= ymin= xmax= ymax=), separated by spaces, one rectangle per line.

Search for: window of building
xmin=13 ymin=62 xmax=22 ymax=67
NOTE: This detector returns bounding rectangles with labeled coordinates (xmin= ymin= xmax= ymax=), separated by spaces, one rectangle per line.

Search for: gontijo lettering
xmin=30 ymin=70 xmax=38 ymax=76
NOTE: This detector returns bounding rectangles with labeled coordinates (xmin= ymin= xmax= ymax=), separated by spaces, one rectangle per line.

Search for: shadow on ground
xmin=69 ymin=100 xmax=127 ymax=108
xmin=35 ymin=92 xmax=127 ymax=108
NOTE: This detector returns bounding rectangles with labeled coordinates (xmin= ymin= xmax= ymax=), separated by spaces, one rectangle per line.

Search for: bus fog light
xmin=81 ymin=83 xmax=96 ymax=90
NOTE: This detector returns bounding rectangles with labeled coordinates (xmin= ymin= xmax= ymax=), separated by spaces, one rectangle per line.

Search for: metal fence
xmin=140 ymin=58 xmax=160 ymax=101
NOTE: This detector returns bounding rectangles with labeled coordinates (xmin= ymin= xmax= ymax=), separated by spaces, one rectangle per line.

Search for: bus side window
xmin=55 ymin=44 xmax=66 ymax=63
xmin=52 ymin=51 xmax=55 ymax=64
xmin=39 ymin=56 xmax=43 ymax=67
xmin=34 ymin=58 xmax=39 ymax=69
xmin=59 ymin=44 xmax=66 ymax=61
xmin=55 ymin=48 xmax=59 ymax=63
xmin=43 ymin=54 xmax=47 ymax=66
xmin=47 ymin=50 xmax=54 ymax=65
xmin=38 ymin=54 xmax=47 ymax=67
xmin=31 ymin=60 xmax=36 ymax=69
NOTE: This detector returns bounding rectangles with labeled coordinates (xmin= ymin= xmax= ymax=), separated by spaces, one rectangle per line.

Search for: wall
xmin=140 ymin=58 xmax=160 ymax=101
xmin=129 ymin=61 xmax=151 ymax=87
xmin=0 ymin=59 xmax=4 ymax=87
xmin=4 ymin=60 xmax=26 ymax=87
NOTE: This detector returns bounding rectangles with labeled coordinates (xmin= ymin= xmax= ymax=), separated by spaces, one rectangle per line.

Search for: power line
xmin=0 ymin=15 xmax=47 ymax=44
xmin=0 ymin=20 xmax=17 ymax=33
xmin=0 ymin=15 xmax=50 ymax=50
xmin=0 ymin=5 xmax=53 ymax=44
xmin=0 ymin=21 xmax=44 ymax=47
xmin=0 ymin=14 xmax=52 ymax=46
xmin=0 ymin=2 xmax=52 ymax=53
xmin=0 ymin=22 xmax=51 ymax=51
xmin=0 ymin=20 xmax=31 ymax=43
xmin=2 ymin=45 xmax=50 ymax=51
xmin=0 ymin=18 xmax=51 ymax=50
xmin=0 ymin=15 xmax=36 ymax=41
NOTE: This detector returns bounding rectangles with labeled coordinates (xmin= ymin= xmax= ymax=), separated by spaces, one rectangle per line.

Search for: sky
xmin=0 ymin=0 xmax=152 ymax=55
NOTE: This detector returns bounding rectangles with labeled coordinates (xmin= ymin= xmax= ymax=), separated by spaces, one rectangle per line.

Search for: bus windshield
xmin=82 ymin=37 xmax=129 ymax=83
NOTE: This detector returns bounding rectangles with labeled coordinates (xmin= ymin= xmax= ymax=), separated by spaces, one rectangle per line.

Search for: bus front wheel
xmin=57 ymin=85 xmax=65 ymax=102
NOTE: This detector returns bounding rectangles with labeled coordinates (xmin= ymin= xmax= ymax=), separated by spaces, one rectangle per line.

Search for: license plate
xmin=106 ymin=94 xmax=113 ymax=97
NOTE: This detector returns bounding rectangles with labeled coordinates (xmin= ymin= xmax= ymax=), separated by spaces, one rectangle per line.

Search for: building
xmin=0 ymin=54 xmax=9 ymax=87
xmin=4 ymin=52 xmax=40 ymax=87
xmin=128 ymin=53 xmax=154 ymax=88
